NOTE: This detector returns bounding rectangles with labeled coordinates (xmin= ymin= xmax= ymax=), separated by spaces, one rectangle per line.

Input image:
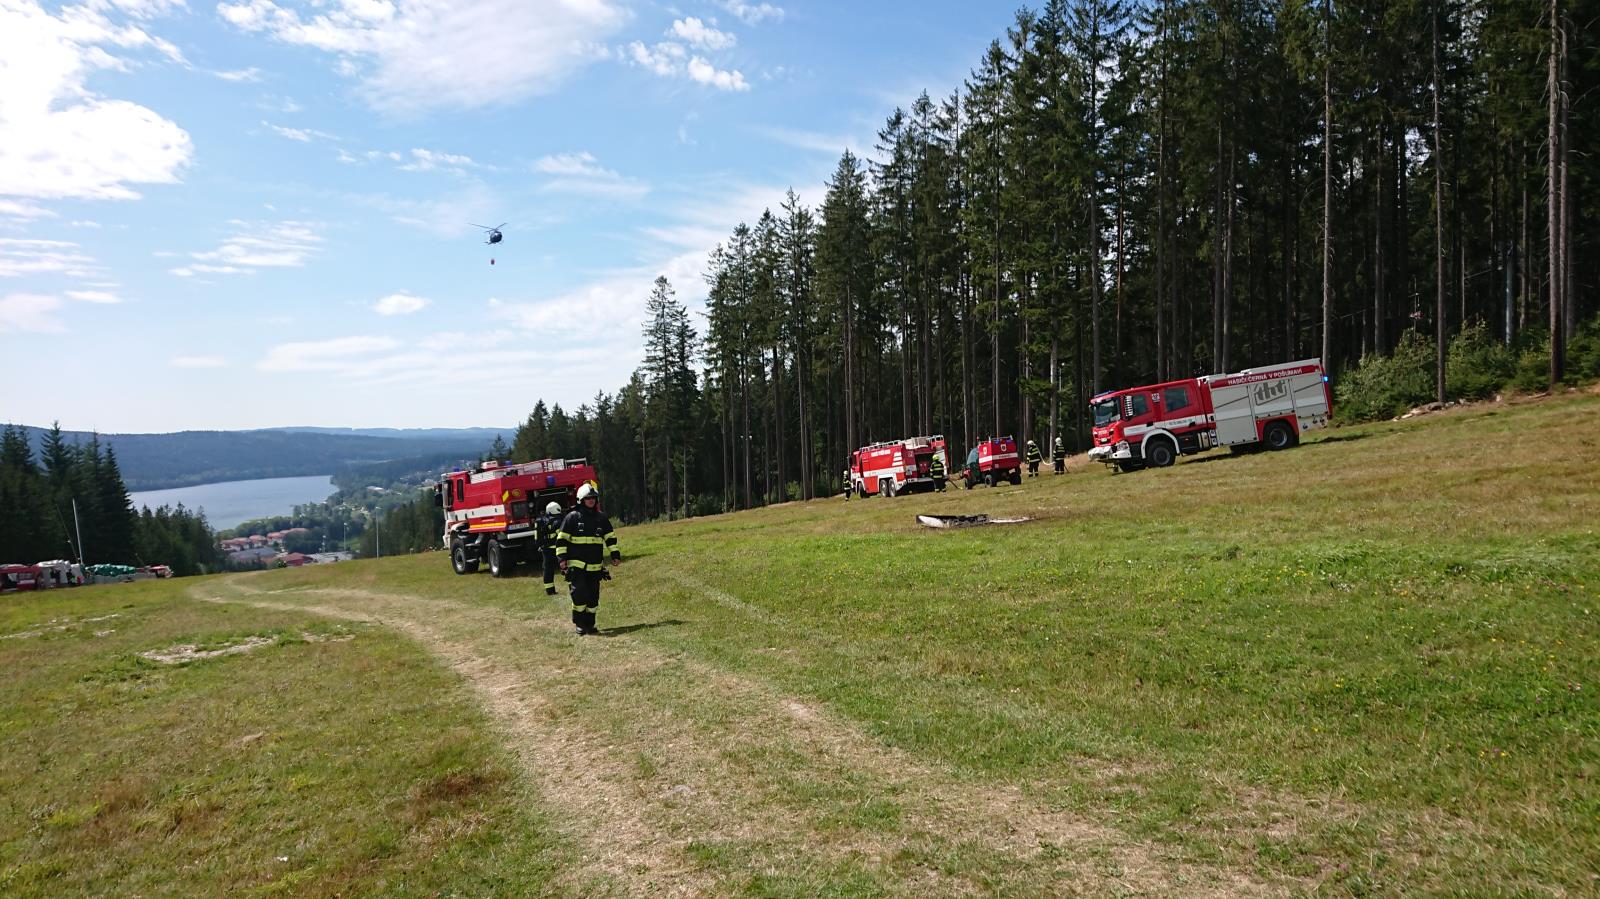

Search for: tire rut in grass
xmin=194 ymin=578 xmax=1296 ymax=897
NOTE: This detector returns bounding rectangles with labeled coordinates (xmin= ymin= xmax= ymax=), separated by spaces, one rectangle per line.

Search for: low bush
xmin=1334 ymin=330 xmax=1434 ymax=423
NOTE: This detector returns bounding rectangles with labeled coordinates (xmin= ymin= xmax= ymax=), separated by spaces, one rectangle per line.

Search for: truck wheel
xmin=488 ymin=540 xmax=513 ymax=578
xmin=1145 ymin=439 xmax=1176 ymax=468
xmin=451 ymin=541 xmax=478 ymax=575
xmin=1264 ymin=421 xmax=1296 ymax=450
xmin=983 ymin=472 xmax=995 ymax=488
xmin=1008 ymin=470 xmax=1021 ymax=485
xmin=882 ymin=479 xmax=896 ymax=498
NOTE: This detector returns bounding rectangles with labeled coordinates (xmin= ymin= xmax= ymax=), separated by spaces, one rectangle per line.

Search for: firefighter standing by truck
xmin=557 ymin=482 xmax=621 ymax=635
xmin=1025 ymin=439 xmax=1042 ymax=477
xmin=536 ymin=501 xmax=565 ymax=597
xmin=929 ymin=451 xmax=947 ymax=492
xmin=1052 ymin=437 xmax=1066 ymax=474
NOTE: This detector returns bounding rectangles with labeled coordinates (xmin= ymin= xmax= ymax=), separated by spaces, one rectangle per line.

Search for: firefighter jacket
xmin=1052 ymin=443 xmax=1066 ymax=461
xmin=929 ymin=456 xmax=946 ymax=479
xmin=1025 ymin=443 xmax=1043 ymax=464
xmin=535 ymin=511 xmax=563 ymax=551
xmin=556 ymin=505 xmax=620 ymax=572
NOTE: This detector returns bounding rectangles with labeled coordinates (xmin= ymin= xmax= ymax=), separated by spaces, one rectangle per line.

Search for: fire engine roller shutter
xmin=1210 ymin=382 xmax=1258 ymax=446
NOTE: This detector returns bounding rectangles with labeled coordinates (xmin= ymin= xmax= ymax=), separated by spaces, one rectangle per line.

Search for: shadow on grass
xmin=1303 ymin=432 xmax=1373 ymax=447
xmin=597 ymin=618 xmax=687 ymax=637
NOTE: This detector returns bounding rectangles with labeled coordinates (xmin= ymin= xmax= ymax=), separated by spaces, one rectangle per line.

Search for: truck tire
xmin=983 ymin=472 xmax=995 ymax=488
xmin=451 ymin=541 xmax=478 ymax=575
xmin=1145 ymin=438 xmax=1176 ymax=468
xmin=488 ymin=540 xmax=514 ymax=578
xmin=1008 ymin=470 xmax=1021 ymax=485
xmin=882 ymin=478 xmax=896 ymax=498
xmin=1264 ymin=420 xmax=1296 ymax=450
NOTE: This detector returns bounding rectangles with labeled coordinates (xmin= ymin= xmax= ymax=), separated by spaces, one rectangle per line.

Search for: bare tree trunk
xmin=1116 ymin=165 xmax=1126 ymax=384
xmin=1374 ymin=121 xmax=1385 ymax=355
xmin=1223 ymin=139 xmax=1236 ymax=372
xmin=1433 ymin=6 xmax=1447 ymax=406
xmin=1321 ymin=0 xmax=1333 ymax=370
xmin=1560 ymin=14 xmax=1574 ymax=344
xmin=1548 ymin=0 xmax=1565 ymax=386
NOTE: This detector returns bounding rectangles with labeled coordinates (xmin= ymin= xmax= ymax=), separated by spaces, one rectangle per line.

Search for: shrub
xmin=1446 ymin=320 xmax=1516 ymax=400
xmin=1510 ymin=336 xmax=1552 ymax=393
xmin=1566 ymin=314 xmax=1600 ymax=382
xmin=1334 ymin=330 xmax=1435 ymax=423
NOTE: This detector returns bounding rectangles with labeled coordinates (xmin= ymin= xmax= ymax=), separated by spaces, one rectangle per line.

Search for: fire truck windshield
xmin=1091 ymin=397 xmax=1120 ymax=427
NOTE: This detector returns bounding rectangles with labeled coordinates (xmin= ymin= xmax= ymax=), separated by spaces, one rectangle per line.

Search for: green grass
xmin=4 ymin=392 xmax=1597 ymax=896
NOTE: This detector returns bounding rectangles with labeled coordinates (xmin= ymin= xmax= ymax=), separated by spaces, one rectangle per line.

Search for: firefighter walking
xmin=1025 ymin=439 xmax=1042 ymax=477
xmin=536 ymin=501 xmax=565 ymax=597
xmin=557 ymin=482 xmax=621 ymax=635
xmin=1052 ymin=437 xmax=1066 ymax=474
xmin=930 ymin=452 xmax=947 ymax=492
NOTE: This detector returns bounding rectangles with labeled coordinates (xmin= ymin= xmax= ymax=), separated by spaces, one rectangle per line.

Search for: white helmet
xmin=577 ymin=482 xmax=599 ymax=502
xmin=545 ymin=501 xmax=562 ymax=515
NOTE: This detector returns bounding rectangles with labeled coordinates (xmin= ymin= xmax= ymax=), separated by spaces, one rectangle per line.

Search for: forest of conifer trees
xmin=496 ymin=0 xmax=1595 ymax=526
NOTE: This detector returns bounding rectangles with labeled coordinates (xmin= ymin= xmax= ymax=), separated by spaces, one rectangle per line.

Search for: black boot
xmin=581 ymin=611 xmax=599 ymax=635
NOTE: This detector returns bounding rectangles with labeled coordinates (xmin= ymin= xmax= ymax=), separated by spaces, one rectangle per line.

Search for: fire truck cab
xmin=1089 ymin=358 xmax=1331 ymax=471
xmin=850 ymin=435 xmax=945 ymax=497
xmin=962 ymin=436 xmax=1022 ymax=488
xmin=435 ymin=458 xmax=598 ymax=577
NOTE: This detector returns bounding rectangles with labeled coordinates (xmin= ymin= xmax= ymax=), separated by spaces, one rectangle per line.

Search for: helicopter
xmin=470 ymin=222 xmax=506 ymax=245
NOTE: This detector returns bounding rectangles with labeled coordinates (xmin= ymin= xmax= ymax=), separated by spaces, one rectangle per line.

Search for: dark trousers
xmin=1053 ymin=456 xmax=1065 ymax=474
xmin=569 ymin=569 xmax=602 ymax=632
xmin=932 ymin=475 xmax=946 ymax=492
xmin=541 ymin=548 xmax=559 ymax=596
xmin=1028 ymin=461 xmax=1040 ymax=476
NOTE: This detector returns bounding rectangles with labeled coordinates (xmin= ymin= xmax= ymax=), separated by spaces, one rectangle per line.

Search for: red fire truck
xmin=434 ymin=458 xmax=599 ymax=577
xmin=1087 ymin=358 xmax=1332 ymax=472
xmin=961 ymin=436 xmax=1022 ymax=488
xmin=849 ymin=435 xmax=946 ymax=497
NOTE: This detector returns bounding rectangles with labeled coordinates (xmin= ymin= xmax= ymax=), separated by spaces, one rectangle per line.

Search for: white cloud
xmin=0 ymin=1 xmax=192 ymax=201
xmin=66 ymin=289 xmax=119 ymax=303
xmin=0 ymin=200 xmax=58 ymax=220
xmin=627 ymin=40 xmax=684 ymax=77
xmin=185 ymin=220 xmax=323 ymax=272
xmin=0 ymin=293 xmax=66 ymax=333
xmin=258 ymin=335 xmax=402 ymax=372
xmin=265 ymin=121 xmax=338 ymax=142
xmin=0 ymin=239 xmax=98 ymax=278
xmin=687 ymin=56 xmax=749 ymax=92
xmin=670 ymin=17 xmax=735 ymax=50
xmin=214 ymin=66 xmax=263 ymax=82
xmin=627 ymin=41 xmax=748 ymax=92
xmin=752 ymin=125 xmax=861 ymax=154
xmin=718 ymin=1 xmax=783 ymax=25
xmin=217 ymin=0 xmax=628 ymax=113
xmin=170 ymin=355 xmax=228 ymax=368
xmin=373 ymin=291 xmax=429 ymax=315
xmin=398 ymin=147 xmax=475 ymax=172
xmin=533 ymin=152 xmax=648 ymax=201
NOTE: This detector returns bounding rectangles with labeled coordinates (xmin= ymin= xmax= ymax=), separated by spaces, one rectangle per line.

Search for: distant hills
xmin=9 ymin=424 xmax=511 ymax=491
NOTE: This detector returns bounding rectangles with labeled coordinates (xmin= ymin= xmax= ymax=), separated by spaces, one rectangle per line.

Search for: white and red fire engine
xmin=961 ymin=436 xmax=1022 ymax=488
xmin=1088 ymin=358 xmax=1331 ymax=472
xmin=849 ymin=435 xmax=946 ymax=497
xmin=434 ymin=457 xmax=599 ymax=577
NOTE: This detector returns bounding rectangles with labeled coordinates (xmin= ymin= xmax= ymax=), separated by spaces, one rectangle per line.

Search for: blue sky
xmin=0 ymin=0 xmax=1015 ymax=433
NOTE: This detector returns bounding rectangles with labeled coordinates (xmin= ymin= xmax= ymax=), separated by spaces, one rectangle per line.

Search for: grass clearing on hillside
xmin=5 ymin=394 xmax=1598 ymax=896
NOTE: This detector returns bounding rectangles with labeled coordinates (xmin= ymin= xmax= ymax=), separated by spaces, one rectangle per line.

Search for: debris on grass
xmin=916 ymin=514 xmax=1034 ymax=529
xmin=140 ymin=636 xmax=278 ymax=665
xmin=2 ymin=613 xmax=121 ymax=641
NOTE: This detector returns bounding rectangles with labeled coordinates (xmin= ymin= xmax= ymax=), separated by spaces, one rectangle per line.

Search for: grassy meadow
xmin=3 ymin=391 xmax=1597 ymax=897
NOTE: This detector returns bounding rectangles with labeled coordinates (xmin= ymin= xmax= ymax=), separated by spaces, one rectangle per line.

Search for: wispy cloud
xmin=0 ymin=200 xmax=58 ymax=221
xmin=398 ymin=148 xmax=476 ymax=173
xmin=0 ymin=0 xmax=191 ymax=201
xmin=65 ymin=289 xmax=120 ymax=304
xmin=218 ymin=0 xmax=627 ymax=113
xmin=373 ymin=292 xmax=430 ymax=315
xmin=752 ymin=125 xmax=862 ymax=155
xmin=718 ymin=1 xmax=784 ymax=25
xmin=0 ymin=239 xmax=98 ymax=278
xmin=264 ymin=121 xmax=338 ymax=142
xmin=258 ymin=335 xmax=402 ymax=373
xmin=670 ymin=17 xmax=735 ymax=50
xmin=533 ymin=152 xmax=648 ymax=201
xmin=175 ymin=220 xmax=324 ymax=276
xmin=213 ymin=66 xmax=263 ymax=82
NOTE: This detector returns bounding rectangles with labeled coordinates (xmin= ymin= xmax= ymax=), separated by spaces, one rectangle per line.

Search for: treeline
xmin=497 ymin=0 xmax=1592 ymax=524
xmin=0 ymin=424 xmax=223 ymax=575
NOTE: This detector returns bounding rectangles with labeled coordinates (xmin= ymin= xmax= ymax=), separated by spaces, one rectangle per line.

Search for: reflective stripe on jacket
xmin=556 ymin=505 xmax=620 ymax=571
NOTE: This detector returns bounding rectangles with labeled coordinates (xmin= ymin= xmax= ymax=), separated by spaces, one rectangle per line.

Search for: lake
xmin=129 ymin=475 xmax=336 ymax=531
